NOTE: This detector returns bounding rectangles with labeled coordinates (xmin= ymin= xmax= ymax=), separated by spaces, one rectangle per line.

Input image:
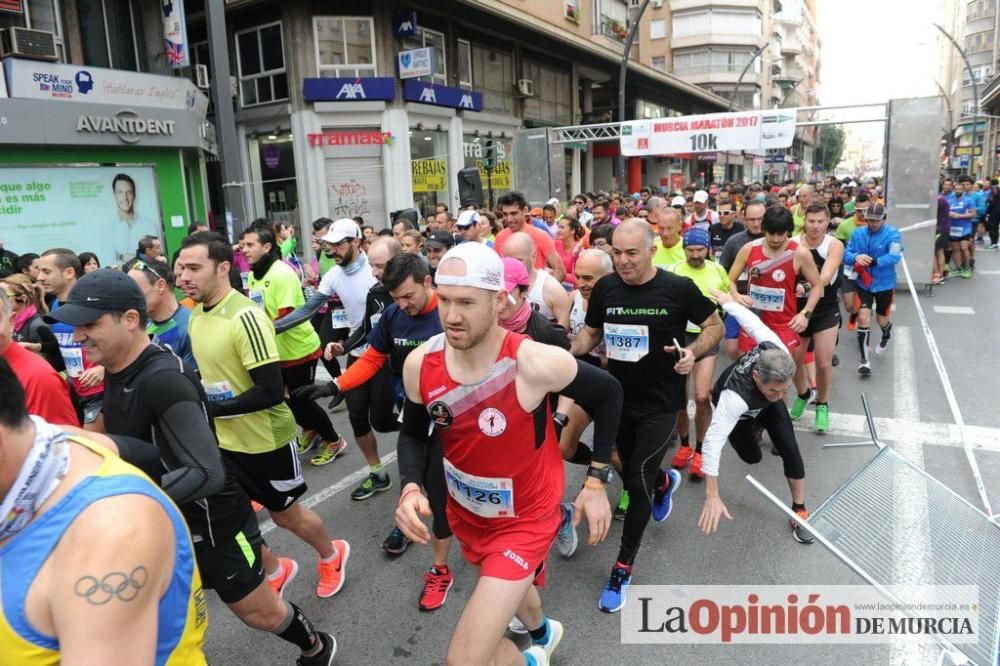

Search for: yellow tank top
xmin=0 ymin=435 xmax=208 ymax=665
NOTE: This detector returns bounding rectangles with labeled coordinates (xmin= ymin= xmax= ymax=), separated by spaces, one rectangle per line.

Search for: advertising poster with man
xmin=0 ymin=165 xmax=163 ymax=267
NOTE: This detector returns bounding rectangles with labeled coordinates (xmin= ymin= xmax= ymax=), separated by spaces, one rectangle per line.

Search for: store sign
xmin=76 ymin=109 xmax=176 ymax=144
xmin=620 ymin=109 xmax=796 ymax=156
xmin=412 ymin=158 xmax=447 ymax=192
xmin=307 ymin=130 xmax=394 ymax=147
xmin=0 ymin=0 xmax=23 ymax=13
xmin=953 ymin=145 xmax=982 ymax=157
xmin=403 ymin=80 xmax=482 ymax=111
xmin=162 ymin=0 xmax=190 ymax=68
xmin=398 ymin=47 xmax=435 ymax=79
xmin=393 ymin=11 xmax=418 ymax=37
xmin=3 ymin=58 xmax=208 ymax=116
xmin=303 ymin=77 xmax=395 ymax=102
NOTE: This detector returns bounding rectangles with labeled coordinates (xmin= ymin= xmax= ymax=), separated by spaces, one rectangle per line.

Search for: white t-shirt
xmin=317 ymin=261 xmax=376 ymax=330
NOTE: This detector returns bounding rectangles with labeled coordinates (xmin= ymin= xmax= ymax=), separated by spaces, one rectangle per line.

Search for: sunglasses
xmin=720 ymin=210 xmax=733 ymax=216
xmin=131 ymin=259 xmax=165 ymax=280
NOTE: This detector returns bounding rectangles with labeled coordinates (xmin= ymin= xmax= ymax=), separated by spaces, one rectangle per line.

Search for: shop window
xmin=256 ymin=133 xmax=298 ymax=226
xmin=463 ymin=133 xmax=512 ymax=206
xmin=236 ymin=22 xmax=288 ymax=107
xmin=314 ymin=16 xmax=376 ymax=78
xmin=457 ymin=39 xmax=473 ymax=89
xmin=523 ymin=60 xmax=572 ymax=124
xmin=73 ymin=0 xmax=141 ymax=70
xmin=401 ymin=27 xmax=446 ymax=85
xmin=410 ymin=129 xmax=450 ymax=217
xmin=472 ymin=45 xmax=515 ymax=115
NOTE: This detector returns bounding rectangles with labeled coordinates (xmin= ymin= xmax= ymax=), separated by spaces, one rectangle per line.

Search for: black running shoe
xmin=382 ymin=526 xmax=411 ymax=556
xmin=297 ymin=632 xmax=337 ymax=666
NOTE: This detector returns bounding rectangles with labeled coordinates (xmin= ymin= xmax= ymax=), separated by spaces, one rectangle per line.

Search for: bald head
xmin=616 ymin=218 xmax=655 ymax=248
xmin=502 ymin=231 xmax=536 ymax=275
xmin=368 ymin=237 xmax=402 ymax=283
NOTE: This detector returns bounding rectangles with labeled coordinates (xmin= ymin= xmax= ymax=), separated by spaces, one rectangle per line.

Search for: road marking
xmin=976 ymin=270 xmax=1000 ymax=275
xmin=932 ymin=305 xmax=975 ymax=315
xmin=791 ymin=412 xmax=1000 ymax=452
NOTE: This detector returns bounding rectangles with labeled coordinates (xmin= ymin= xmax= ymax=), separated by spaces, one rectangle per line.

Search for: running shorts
xmin=724 ymin=313 xmax=741 ymax=340
xmin=802 ymin=303 xmax=841 ymax=337
xmin=80 ymin=394 xmax=103 ymax=425
xmin=950 ymin=234 xmax=973 ymax=243
xmin=935 ymin=233 xmax=950 ymax=252
xmin=840 ymin=278 xmax=858 ymax=295
xmin=196 ymin=511 xmax=265 ymax=603
xmin=738 ymin=325 xmax=800 ymax=354
xmin=222 ymin=440 xmax=307 ymax=512
xmin=858 ymin=288 xmax=894 ymax=318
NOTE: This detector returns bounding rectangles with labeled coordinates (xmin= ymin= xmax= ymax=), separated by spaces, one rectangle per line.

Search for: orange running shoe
xmin=267 ymin=557 xmax=298 ymax=598
xmin=689 ymin=452 xmax=705 ymax=480
xmin=671 ymin=445 xmax=694 ymax=469
xmin=316 ymin=539 xmax=351 ymax=598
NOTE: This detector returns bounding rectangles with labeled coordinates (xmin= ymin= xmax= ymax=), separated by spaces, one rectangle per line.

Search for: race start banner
xmin=620 ymin=109 xmax=797 ymax=156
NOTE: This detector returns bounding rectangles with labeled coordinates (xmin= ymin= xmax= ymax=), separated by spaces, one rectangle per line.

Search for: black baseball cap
xmin=425 ymin=230 xmax=455 ymax=250
xmin=44 ymin=268 xmax=147 ymax=326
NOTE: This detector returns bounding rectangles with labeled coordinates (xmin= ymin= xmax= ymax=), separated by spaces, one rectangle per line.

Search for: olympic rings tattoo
xmin=74 ymin=566 xmax=149 ymax=605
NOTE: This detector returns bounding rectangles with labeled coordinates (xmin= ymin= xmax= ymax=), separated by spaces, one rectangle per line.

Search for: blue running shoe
xmin=651 ymin=469 xmax=681 ymax=522
xmin=598 ymin=565 xmax=632 ymax=613
xmin=555 ymin=503 xmax=578 ymax=558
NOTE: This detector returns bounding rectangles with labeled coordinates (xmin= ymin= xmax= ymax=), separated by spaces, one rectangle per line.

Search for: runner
xmin=501 ymin=231 xmax=571 ymax=328
xmin=127 ymin=257 xmax=196 ymax=368
xmin=0 ymin=358 xmax=208 ymax=663
xmin=52 ymin=269 xmax=337 ymax=664
xmin=946 ymin=178 xmax=976 ymax=278
xmin=792 ymin=203 xmax=844 ymax=431
xmin=493 ymin=192 xmax=567 ymax=284
xmin=176 ymin=232 xmax=351 ymax=601
xmin=696 ymin=290 xmax=815 ymax=545
xmin=718 ymin=200 xmax=765 ymax=359
xmin=395 ymin=242 xmax=622 ymax=664
xmin=36 ymin=248 xmax=105 ymax=431
xmin=708 ymin=201 xmax=745 ymax=261
xmin=651 ymin=205 xmax=686 ymax=268
xmin=570 ymin=219 xmax=723 ymax=613
xmin=837 ymin=192 xmax=872 ymax=329
xmin=687 ymin=190 xmax=718 ymax=231
xmin=668 ymin=228 xmax=731 ymax=479
xmin=843 ymin=204 xmax=903 ymax=376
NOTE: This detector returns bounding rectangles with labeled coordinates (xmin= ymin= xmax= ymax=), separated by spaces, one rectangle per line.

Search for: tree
xmin=817 ymin=125 xmax=846 ymax=173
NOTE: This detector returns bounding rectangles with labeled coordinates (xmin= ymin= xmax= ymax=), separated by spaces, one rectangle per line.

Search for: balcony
xmin=598 ymin=13 xmax=630 ymax=44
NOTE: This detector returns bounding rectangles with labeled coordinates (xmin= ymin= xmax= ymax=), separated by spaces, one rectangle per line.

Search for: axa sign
xmin=303 ymin=77 xmax=395 ymax=103
xmin=393 ymin=11 xmax=418 ymax=37
xmin=418 ymin=88 xmax=436 ymax=104
xmin=403 ymin=80 xmax=483 ymax=112
xmin=76 ymin=109 xmax=176 ymax=144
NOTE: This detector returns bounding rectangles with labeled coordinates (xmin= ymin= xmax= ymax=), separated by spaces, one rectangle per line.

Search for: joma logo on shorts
xmin=607 ymin=307 xmax=668 ymax=316
xmin=503 ymin=549 xmax=529 ymax=570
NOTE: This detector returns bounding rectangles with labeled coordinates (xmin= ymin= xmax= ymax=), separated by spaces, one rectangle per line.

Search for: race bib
xmin=442 ymin=458 xmax=514 ymax=519
xmin=203 ymin=381 xmax=239 ymax=419
xmin=59 ymin=346 xmax=85 ymax=379
xmin=949 ymin=225 xmax=966 ymax=238
xmin=240 ymin=272 xmax=250 ymax=292
xmin=248 ymin=289 xmax=265 ymax=310
xmin=603 ymin=323 xmax=650 ymax=363
xmin=330 ymin=309 xmax=349 ymax=329
xmin=749 ymin=284 xmax=786 ymax=312
xmin=843 ymin=264 xmax=857 ymax=280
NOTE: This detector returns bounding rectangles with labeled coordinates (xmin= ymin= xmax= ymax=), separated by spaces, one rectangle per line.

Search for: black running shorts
xmin=222 ymin=441 xmax=307 ymax=512
xmin=195 ymin=511 xmax=266 ymax=604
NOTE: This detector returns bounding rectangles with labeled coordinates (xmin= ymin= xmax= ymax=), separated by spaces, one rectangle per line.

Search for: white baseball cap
xmin=693 ymin=190 xmax=709 ymax=204
xmin=320 ymin=218 xmax=360 ymax=244
xmin=670 ymin=195 xmax=686 ymax=207
xmin=435 ymin=242 xmax=504 ymax=291
xmin=456 ymin=209 xmax=480 ymax=228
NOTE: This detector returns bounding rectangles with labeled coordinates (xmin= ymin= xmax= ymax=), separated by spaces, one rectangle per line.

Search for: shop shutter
xmin=324 ymin=156 xmax=388 ymax=228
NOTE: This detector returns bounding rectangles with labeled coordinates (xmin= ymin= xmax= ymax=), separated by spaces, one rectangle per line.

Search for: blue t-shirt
xmin=147 ymin=304 xmax=196 ymax=369
xmin=946 ymin=193 xmax=974 ymax=236
xmin=367 ymin=302 xmax=442 ymax=378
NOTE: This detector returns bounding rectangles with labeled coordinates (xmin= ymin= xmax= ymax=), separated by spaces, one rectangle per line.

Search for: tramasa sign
xmin=307 ymin=130 xmax=394 ymax=147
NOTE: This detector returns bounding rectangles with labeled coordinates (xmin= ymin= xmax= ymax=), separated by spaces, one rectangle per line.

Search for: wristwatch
xmin=586 ymin=465 xmax=613 ymax=484
xmin=800 ymin=309 xmax=812 ymax=319
xmin=552 ymin=411 xmax=569 ymax=429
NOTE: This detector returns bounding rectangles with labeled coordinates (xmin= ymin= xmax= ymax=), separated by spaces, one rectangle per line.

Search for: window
xmin=401 ymin=27 xmax=446 ymax=85
xmin=712 ymin=86 xmax=761 ymax=110
xmin=0 ymin=0 xmax=66 ymax=61
xmin=673 ymin=48 xmax=760 ymax=76
xmin=457 ymin=39 xmax=472 ymax=88
xmin=650 ymin=19 xmax=667 ymax=40
xmin=472 ymin=44 xmax=514 ymax=115
xmin=673 ymin=8 xmax=761 ymax=39
xmin=314 ymin=16 xmax=375 ymax=78
xmin=236 ymin=22 xmax=288 ymax=107
xmin=72 ymin=0 xmax=141 ymax=69
xmin=595 ymin=0 xmax=629 ymax=43
xmin=651 ymin=55 xmax=666 ymax=72
xmin=522 ymin=60 xmax=572 ymax=124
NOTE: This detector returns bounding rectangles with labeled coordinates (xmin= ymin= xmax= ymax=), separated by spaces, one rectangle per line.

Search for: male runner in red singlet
xmin=394 ymin=242 xmax=623 ymax=666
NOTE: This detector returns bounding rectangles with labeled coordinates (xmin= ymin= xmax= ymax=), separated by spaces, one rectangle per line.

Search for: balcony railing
xmin=599 ymin=14 xmax=630 ymax=44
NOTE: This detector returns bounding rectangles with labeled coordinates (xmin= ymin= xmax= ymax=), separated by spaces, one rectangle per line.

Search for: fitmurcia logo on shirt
xmin=607 ymin=307 xmax=668 ymax=316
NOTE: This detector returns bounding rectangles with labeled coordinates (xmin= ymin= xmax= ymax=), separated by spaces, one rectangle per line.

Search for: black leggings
xmin=282 ymin=360 xmax=340 ymax=443
xmin=616 ymin=406 xmax=678 ymax=566
xmin=424 ymin=436 xmax=452 ymax=540
xmin=988 ymin=215 xmax=999 ymax=246
xmin=729 ymin=400 xmax=805 ymax=479
xmin=344 ymin=356 xmax=400 ymax=437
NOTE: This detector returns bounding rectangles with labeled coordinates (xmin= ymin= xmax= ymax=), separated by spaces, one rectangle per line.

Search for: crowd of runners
xmin=0 ymin=174 xmax=923 ymax=664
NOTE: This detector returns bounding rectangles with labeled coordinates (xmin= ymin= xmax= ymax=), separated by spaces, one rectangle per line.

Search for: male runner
xmin=946 ymin=178 xmax=976 ymax=277
xmin=571 ymin=219 xmax=723 ymax=613
xmin=687 ymin=190 xmax=718 ymax=231
xmin=668 ymin=228 xmax=731 ymax=479
xmin=51 ymin=268 xmax=337 ymax=664
xmin=36 ymin=249 xmax=105 ymax=430
xmin=501 ymin=231 xmax=571 ymax=328
xmin=651 ymin=206 xmax=686 ymax=268
xmin=708 ymin=202 xmax=745 ymax=260
xmin=696 ymin=290 xmax=814 ymax=544
xmin=127 ymin=257 xmax=196 ymax=368
xmin=176 ymin=232 xmax=350 ymax=601
xmin=0 ymin=357 xmax=207 ymax=663
xmin=396 ymin=242 xmax=623 ymax=664
xmin=837 ymin=192 xmax=871 ymax=328
xmin=792 ymin=203 xmax=844 ymax=430
xmin=843 ymin=204 xmax=903 ymax=376
xmin=719 ymin=200 xmax=766 ymax=358
xmin=493 ymin=192 xmax=567 ymax=283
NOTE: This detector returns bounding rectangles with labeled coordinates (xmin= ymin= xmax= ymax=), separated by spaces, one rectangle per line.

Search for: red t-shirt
xmin=4 ymin=342 xmax=80 ymax=426
xmin=494 ymin=225 xmax=557 ymax=271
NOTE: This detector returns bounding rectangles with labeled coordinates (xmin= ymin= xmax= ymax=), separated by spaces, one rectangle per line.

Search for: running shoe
xmin=960 ymin=267 xmax=972 ymax=279
xmin=815 ymin=404 xmax=830 ymax=433
xmin=267 ymin=557 xmax=298 ymax=598
xmin=975 ymin=236 xmax=985 ymax=245
xmin=931 ymin=274 xmax=945 ymax=285
xmin=350 ymin=472 xmax=392 ymax=501
xmin=984 ymin=243 xmax=999 ymax=250
xmin=251 ymin=500 xmax=264 ymax=513
xmin=671 ymin=445 xmax=694 ymax=469
xmin=533 ymin=618 xmax=564 ymax=661
xmin=651 ymin=469 xmax=681 ymax=522
xmin=875 ymin=332 xmax=892 ymax=356
xmin=598 ymin=565 xmax=632 ymax=613
xmin=857 ymin=360 xmax=872 ymax=376
xmin=310 ymin=437 xmax=346 ymax=466
xmin=523 ymin=645 xmax=548 ymax=666
xmin=297 ymin=430 xmax=321 ymax=455
xmin=297 ymin=632 xmax=337 ymax=666
xmin=613 ymin=490 xmax=629 ymax=521
xmin=556 ymin=503 xmax=579 ymax=558
xmin=382 ymin=527 xmax=411 ymax=556
xmin=418 ymin=567 xmax=453 ymax=611
xmin=789 ymin=389 xmax=815 ymax=420
xmin=847 ymin=312 xmax=858 ymax=331
xmin=831 ymin=352 xmax=840 ymax=367
xmin=316 ymin=540 xmax=350 ymax=598
xmin=508 ymin=617 xmax=529 ymax=635
xmin=791 ymin=508 xmax=816 ymax=545
xmin=689 ymin=452 xmax=704 ymax=480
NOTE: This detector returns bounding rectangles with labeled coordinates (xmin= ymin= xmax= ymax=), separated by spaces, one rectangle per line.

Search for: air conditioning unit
xmin=652 ymin=0 xmax=664 ymax=7
xmin=194 ymin=64 xmax=210 ymax=89
xmin=0 ymin=27 xmax=58 ymax=61
xmin=516 ymin=78 xmax=535 ymax=97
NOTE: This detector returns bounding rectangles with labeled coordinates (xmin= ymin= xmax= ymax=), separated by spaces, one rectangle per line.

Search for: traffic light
xmin=483 ymin=140 xmax=496 ymax=169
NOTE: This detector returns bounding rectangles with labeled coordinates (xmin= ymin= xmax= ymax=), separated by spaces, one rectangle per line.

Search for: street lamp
xmin=935 ymin=22 xmax=980 ymax=175
xmin=617 ymin=0 xmax=652 ymax=191
xmin=722 ymin=41 xmax=768 ymax=181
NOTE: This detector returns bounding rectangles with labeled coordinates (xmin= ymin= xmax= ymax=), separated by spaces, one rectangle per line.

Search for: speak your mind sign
xmin=620 ymin=109 xmax=797 ymax=156
xmin=0 ymin=165 xmax=163 ymax=267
